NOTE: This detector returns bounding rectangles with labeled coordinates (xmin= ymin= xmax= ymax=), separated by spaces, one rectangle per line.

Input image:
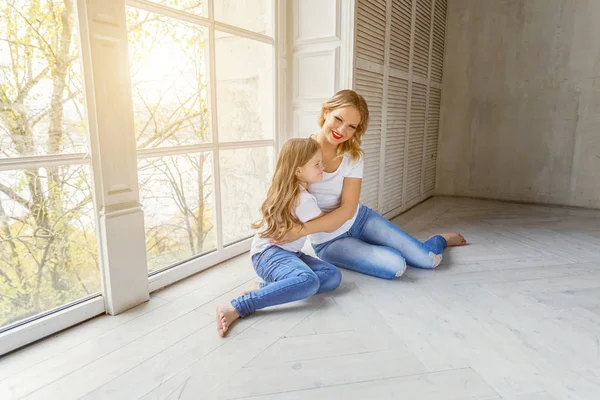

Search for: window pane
xmin=138 ymin=153 xmax=216 ymax=273
xmin=220 ymin=147 xmax=273 ymax=245
xmin=215 ymin=32 xmax=274 ymax=142
xmin=215 ymin=0 xmax=273 ymax=36
xmin=127 ymin=9 xmax=211 ymax=149
xmin=0 ymin=0 xmax=87 ymax=158
xmin=0 ymin=165 xmax=100 ymax=329
xmin=145 ymin=0 xmax=207 ymax=16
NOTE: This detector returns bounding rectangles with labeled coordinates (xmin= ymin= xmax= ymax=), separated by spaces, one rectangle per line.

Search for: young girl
xmin=216 ymin=138 xmax=342 ymax=337
xmin=276 ymin=90 xmax=467 ymax=279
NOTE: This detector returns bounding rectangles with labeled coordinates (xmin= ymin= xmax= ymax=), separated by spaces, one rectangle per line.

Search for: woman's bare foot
xmin=430 ymin=232 xmax=467 ymax=246
xmin=240 ymin=281 xmax=262 ymax=296
xmin=216 ymin=305 xmax=240 ymax=338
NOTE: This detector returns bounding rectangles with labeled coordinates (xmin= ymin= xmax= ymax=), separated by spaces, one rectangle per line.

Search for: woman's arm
xmin=273 ymin=178 xmax=362 ymax=243
xmin=302 ymin=178 xmax=361 ymax=234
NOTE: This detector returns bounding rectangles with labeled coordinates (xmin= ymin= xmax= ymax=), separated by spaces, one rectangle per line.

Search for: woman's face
xmin=321 ymin=106 xmax=361 ymax=146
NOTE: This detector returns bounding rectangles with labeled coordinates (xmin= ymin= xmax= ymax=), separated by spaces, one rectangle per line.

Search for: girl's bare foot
xmin=240 ymin=281 xmax=262 ymax=296
xmin=216 ymin=305 xmax=240 ymax=338
xmin=430 ymin=232 xmax=467 ymax=246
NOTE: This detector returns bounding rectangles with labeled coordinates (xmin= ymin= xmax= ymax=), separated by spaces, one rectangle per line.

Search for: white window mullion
xmin=207 ymin=0 xmax=224 ymax=251
xmin=136 ymin=144 xmax=217 ymax=159
xmin=274 ymin=0 xmax=284 ymax=153
xmin=0 ymin=153 xmax=90 ymax=172
xmin=214 ymin=21 xmax=274 ymax=45
xmin=218 ymin=139 xmax=276 ymax=150
xmin=125 ymin=0 xmax=211 ymax=27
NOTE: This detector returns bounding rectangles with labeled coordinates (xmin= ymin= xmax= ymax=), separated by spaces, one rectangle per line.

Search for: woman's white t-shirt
xmin=250 ymin=186 xmax=322 ymax=256
xmin=308 ymin=154 xmax=364 ymax=244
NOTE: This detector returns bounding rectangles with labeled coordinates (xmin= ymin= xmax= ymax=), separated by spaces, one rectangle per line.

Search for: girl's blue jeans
xmin=231 ymin=246 xmax=342 ymax=318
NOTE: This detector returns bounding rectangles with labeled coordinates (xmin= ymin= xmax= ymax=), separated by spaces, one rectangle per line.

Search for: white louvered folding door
xmin=354 ymin=0 xmax=387 ymax=210
xmin=353 ymin=0 xmax=448 ymax=216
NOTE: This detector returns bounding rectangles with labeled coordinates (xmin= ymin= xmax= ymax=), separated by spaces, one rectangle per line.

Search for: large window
xmin=126 ymin=0 xmax=275 ymax=273
xmin=0 ymin=0 xmax=100 ymax=331
xmin=0 ymin=0 xmax=280 ymax=353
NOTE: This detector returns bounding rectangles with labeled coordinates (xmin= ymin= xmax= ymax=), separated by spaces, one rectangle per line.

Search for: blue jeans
xmin=312 ymin=205 xmax=447 ymax=279
xmin=231 ymin=246 xmax=342 ymax=318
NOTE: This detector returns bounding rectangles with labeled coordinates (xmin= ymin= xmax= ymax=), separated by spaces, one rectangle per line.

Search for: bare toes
xmin=216 ymin=305 xmax=240 ymax=338
xmin=216 ymin=311 xmax=225 ymax=337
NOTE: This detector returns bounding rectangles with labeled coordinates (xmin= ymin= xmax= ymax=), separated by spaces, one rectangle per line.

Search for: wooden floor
xmin=1 ymin=197 xmax=600 ymax=400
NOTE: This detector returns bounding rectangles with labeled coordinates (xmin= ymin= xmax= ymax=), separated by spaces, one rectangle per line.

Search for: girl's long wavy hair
xmin=252 ymin=138 xmax=321 ymax=241
xmin=318 ymin=89 xmax=369 ymax=161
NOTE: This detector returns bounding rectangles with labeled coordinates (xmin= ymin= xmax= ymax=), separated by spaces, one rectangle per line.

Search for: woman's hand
xmin=270 ymin=225 xmax=304 ymax=245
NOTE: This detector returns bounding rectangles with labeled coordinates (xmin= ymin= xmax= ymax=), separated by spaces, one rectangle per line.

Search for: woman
xmin=278 ymin=90 xmax=466 ymax=279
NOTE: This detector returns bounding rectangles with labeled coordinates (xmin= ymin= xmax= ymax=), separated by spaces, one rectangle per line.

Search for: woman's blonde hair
xmin=252 ymin=138 xmax=320 ymax=241
xmin=318 ymin=89 xmax=369 ymax=161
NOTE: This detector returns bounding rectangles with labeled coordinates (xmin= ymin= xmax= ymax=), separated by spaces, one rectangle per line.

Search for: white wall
xmin=287 ymin=0 xmax=355 ymax=139
xmin=437 ymin=0 xmax=600 ymax=209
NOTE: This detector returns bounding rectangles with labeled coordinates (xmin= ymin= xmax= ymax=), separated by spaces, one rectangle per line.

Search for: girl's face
xmin=321 ymin=106 xmax=362 ymax=146
xmin=296 ymin=150 xmax=324 ymax=185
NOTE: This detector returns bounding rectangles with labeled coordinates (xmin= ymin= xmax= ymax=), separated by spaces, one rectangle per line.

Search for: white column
xmin=78 ymin=0 xmax=149 ymax=315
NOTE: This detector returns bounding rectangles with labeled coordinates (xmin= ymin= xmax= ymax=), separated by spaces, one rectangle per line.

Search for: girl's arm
xmin=274 ymin=178 xmax=362 ymax=243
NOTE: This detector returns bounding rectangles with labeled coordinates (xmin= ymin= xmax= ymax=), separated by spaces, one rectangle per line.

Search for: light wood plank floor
xmin=1 ymin=197 xmax=600 ymax=400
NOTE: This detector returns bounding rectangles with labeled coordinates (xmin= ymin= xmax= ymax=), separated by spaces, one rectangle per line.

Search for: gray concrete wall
xmin=436 ymin=0 xmax=600 ymax=209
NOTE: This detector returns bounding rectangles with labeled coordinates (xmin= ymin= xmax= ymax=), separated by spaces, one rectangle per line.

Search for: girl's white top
xmin=250 ymin=186 xmax=322 ymax=255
